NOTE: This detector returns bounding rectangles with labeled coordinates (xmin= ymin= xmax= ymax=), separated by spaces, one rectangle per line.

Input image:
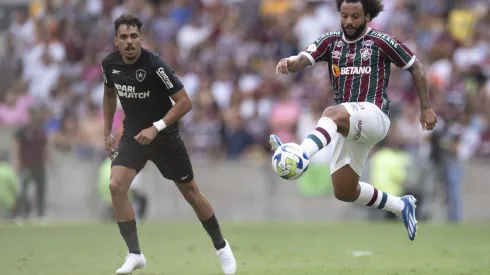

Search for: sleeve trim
xmin=402 ymin=55 xmax=416 ymax=70
xmin=299 ymin=52 xmax=315 ymax=67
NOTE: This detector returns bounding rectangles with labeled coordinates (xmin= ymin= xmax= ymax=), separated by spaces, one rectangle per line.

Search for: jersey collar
xmin=342 ymin=27 xmax=372 ymax=44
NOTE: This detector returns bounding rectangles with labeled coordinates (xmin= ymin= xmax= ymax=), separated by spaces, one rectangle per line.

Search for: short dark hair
xmin=114 ymin=14 xmax=143 ymax=35
xmin=336 ymin=0 xmax=385 ymax=20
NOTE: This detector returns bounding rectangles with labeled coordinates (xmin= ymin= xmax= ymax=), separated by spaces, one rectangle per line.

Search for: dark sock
xmin=200 ymin=214 xmax=226 ymax=250
xmin=117 ymin=220 xmax=141 ymax=254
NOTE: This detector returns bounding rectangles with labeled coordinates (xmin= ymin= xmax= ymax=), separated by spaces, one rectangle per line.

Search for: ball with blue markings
xmin=271 ymin=143 xmax=309 ymax=180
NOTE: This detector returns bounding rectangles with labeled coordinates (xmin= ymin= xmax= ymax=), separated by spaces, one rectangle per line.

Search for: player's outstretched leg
xmin=332 ymin=166 xmax=418 ymax=241
xmin=110 ymin=166 xmax=147 ymax=274
xmin=177 ymin=180 xmax=236 ymax=275
xmin=270 ymin=104 xmax=417 ymax=241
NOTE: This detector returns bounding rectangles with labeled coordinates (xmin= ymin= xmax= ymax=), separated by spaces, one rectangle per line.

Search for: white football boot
xmin=216 ymin=240 xmax=237 ymax=274
xmin=116 ymin=252 xmax=146 ymax=275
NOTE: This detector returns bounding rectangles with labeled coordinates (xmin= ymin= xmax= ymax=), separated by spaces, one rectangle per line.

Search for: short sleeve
xmin=153 ymin=57 xmax=184 ymax=95
xmin=374 ymin=34 xmax=416 ymax=70
xmin=101 ymin=64 xmax=115 ymax=88
xmin=300 ymin=32 xmax=338 ymax=66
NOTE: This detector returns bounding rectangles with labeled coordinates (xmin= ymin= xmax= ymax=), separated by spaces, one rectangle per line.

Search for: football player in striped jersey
xmin=271 ymin=0 xmax=437 ymax=241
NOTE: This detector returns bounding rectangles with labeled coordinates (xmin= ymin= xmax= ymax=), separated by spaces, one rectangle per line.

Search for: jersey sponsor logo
xmin=314 ymin=31 xmax=340 ymax=43
xmin=336 ymin=41 xmax=344 ymax=47
xmin=332 ymin=65 xmax=372 ymax=77
xmin=307 ymin=43 xmax=317 ymax=52
xmin=332 ymin=51 xmax=341 ymax=59
xmin=112 ymin=69 xmax=120 ymax=74
xmin=332 ymin=64 xmax=341 ymax=77
xmin=347 ymin=52 xmax=356 ymax=59
xmin=115 ymin=83 xmax=150 ymax=99
xmin=360 ymin=47 xmax=372 ymax=61
xmin=156 ymin=67 xmax=174 ymax=89
xmin=362 ymin=40 xmax=374 ymax=47
xmin=370 ymin=31 xmax=398 ymax=48
xmin=136 ymin=69 xmax=146 ymax=82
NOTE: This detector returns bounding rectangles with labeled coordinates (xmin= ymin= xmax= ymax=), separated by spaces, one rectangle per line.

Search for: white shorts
xmin=330 ymin=102 xmax=390 ymax=176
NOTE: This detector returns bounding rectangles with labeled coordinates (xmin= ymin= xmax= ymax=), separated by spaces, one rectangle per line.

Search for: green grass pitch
xmin=1 ymin=221 xmax=489 ymax=275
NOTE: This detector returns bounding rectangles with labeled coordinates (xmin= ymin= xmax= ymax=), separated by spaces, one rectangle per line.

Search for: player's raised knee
xmin=322 ymin=106 xmax=350 ymax=135
xmin=323 ymin=106 xmax=349 ymax=125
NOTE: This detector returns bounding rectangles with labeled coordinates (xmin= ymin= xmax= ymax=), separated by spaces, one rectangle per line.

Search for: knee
xmin=109 ymin=178 xmax=129 ymax=197
xmin=332 ymin=182 xmax=358 ymax=202
xmin=323 ymin=106 xmax=349 ymax=127
xmin=180 ymin=183 xmax=200 ymax=204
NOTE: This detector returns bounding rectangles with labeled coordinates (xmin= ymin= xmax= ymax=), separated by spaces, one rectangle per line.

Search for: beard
xmin=342 ymin=19 xmax=368 ymax=40
xmin=125 ymin=55 xmax=136 ymax=61
xmin=123 ymin=46 xmax=139 ymax=61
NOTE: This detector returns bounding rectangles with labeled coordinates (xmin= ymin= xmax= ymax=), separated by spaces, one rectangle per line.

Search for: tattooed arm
xmin=407 ymin=59 xmax=438 ymax=130
xmin=408 ymin=59 xmax=431 ymax=109
xmin=276 ymin=54 xmax=312 ymax=74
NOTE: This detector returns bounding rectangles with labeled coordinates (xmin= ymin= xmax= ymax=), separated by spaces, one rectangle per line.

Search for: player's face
xmin=340 ymin=2 xmax=370 ymax=40
xmin=115 ymin=24 xmax=142 ymax=62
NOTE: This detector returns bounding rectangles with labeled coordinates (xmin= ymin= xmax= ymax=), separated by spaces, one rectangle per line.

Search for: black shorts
xmin=111 ymin=134 xmax=194 ymax=183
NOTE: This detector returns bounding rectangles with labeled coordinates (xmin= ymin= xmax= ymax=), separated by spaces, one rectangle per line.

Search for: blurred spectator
xmin=50 ymin=112 xmax=79 ymax=153
xmin=9 ymin=6 xmax=35 ymax=59
xmin=224 ymin=112 xmax=255 ymax=159
xmin=0 ymin=90 xmax=33 ymax=126
xmin=0 ymin=34 xmax=23 ymax=100
xmin=269 ymin=88 xmax=300 ymax=143
xmin=11 ymin=104 xmax=49 ymax=222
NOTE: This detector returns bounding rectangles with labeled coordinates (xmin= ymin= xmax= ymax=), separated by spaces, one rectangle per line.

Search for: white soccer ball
xmin=271 ymin=143 xmax=309 ymax=180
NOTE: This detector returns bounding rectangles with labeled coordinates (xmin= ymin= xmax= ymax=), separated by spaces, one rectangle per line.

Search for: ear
xmin=113 ymin=37 xmax=117 ymax=47
xmin=366 ymin=13 xmax=371 ymax=22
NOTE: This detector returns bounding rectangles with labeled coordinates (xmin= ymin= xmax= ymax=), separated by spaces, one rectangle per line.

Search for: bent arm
xmin=154 ymin=88 xmax=192 ymax=131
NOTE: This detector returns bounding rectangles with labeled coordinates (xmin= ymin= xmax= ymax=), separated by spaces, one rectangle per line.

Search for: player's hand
xmin=276 ymin=57 xmax=292 ymax=75
xmin=134 ymin=126 xmax=158 ymax=145
xmin=104 ymin=134 xmax=116 ymax=158
xmin=420 ymin=108 xmax=437 ymax=131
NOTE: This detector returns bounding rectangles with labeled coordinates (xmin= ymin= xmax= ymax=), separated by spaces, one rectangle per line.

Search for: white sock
xmin=355 ymin=182 xmax=404 ymax=215
xmin=300 ymin=117 xmax=337 ymax=158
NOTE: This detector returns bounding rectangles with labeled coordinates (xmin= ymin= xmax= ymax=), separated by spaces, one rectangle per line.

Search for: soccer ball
xmin=271 ymin=143 xmax=309 ymax=180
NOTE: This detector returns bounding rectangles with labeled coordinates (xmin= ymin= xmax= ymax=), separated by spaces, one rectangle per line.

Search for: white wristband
xmin=153 ymin=119 xmax=167 ymax=132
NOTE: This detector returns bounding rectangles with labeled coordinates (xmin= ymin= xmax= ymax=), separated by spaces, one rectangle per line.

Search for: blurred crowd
xmin=1 ymin=0 xmax=490 ymax=222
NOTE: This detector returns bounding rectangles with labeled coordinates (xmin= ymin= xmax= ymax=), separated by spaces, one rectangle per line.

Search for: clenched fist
xmin=134 ymin=126 xmax=159 ymax=145
xmin=420 ymin=108 xmax=437 ymax=131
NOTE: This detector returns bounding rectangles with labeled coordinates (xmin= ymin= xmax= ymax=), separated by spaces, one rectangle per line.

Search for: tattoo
xmin=408 ymin=59 xmax=431 ymax=110
xmin=289 ymin=54 xmax=312 ymax=73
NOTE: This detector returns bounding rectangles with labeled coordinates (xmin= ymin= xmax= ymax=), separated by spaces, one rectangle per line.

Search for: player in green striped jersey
xmin=270 ymin=0 xmax=437 ymax=241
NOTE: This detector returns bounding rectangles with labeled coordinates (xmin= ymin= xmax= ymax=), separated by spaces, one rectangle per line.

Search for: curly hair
xmin=114 ymin=13 xmax=143 ymax=35
xmin=336 ymin=0 xmax=385 ymax=19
